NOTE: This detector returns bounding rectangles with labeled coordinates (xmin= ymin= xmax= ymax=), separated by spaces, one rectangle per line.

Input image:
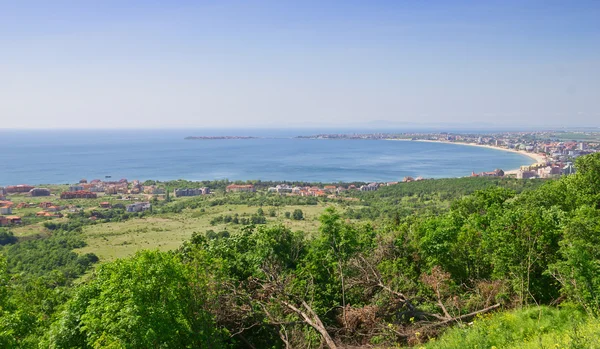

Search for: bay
xmin=0 ymin=129 xmax=532 ymax=186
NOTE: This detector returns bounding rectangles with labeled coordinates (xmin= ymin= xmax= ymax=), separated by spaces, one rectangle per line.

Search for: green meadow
xmin=76 ymin=202 xmax=341 ymax=261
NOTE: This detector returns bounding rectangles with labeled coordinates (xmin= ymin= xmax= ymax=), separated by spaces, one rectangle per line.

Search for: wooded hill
xmin=1 ymin=153 xmax=600 ymax=348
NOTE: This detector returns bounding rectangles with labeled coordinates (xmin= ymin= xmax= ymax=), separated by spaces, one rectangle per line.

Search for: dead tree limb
xmin=422 ymin=303 xmax=501 ymax=330
xmin=280 ymin=300 xmax=338 ymax=349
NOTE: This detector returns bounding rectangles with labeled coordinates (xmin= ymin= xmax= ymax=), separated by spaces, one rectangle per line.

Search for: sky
xmin=0 ymin=0 xmax=599 ymax=129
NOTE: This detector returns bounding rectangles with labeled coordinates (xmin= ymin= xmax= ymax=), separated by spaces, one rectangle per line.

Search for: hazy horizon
xmin=1 ymin=1 xmax=599 ymax=129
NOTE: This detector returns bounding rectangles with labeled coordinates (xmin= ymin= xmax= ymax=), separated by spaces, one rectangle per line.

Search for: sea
xmin=0 ymin=129 xmax=533 ymax=186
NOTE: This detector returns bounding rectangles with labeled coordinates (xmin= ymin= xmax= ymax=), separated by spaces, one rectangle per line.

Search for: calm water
xmin=0 ymin=129 xmax=532 ymax=186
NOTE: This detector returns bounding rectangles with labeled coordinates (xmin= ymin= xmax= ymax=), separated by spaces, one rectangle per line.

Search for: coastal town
xmin=2 ymin=130 xmax=599 ymax=227
xmin=301 ymin=130 xmax=600 ymax=179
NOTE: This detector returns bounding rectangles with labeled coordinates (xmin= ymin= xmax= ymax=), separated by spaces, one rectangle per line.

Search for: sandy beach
xmin=389 ymin=139 xmax=547 ymax=174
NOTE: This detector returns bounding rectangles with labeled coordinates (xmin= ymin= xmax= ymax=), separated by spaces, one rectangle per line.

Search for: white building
xmin=126 ymin=202 xmax=152 ymax=213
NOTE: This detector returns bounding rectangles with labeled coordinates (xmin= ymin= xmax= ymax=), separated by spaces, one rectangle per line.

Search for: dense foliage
xmin=1 ymin=153 xmax=600 ymax=348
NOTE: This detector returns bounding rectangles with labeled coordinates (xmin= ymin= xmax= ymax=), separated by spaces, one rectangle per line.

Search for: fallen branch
xmin=422 ymin=303 xmax=501 ymax=330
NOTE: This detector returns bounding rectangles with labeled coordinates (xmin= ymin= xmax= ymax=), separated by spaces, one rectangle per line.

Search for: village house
xmin=99 ymin=202 xmax=112 ymax=209
xmin=3 ymin=216 xmax=21 ymax=225
xmin=36 ymin=211 xmax=62 ymax=218
xmin=126 ymin=202 xmax=151 ymax=213
xmin=359 ymin=183 xmax=379 ymax=191
xmin=46 ymin=205 xmax=62 ymax=212
xmin=0 ymin=206 xmax=12 ymax=215
xmin=16 ymin=202 xmax=30 ymax=209
xmin=0 ymin=187 xmax=6 ymax=195
xmin=268 ymin=184 xmax=293 ymax=193
xmin=226 ymin=184 xmax=255 ymax=193
xmin=30 ymin=188 xmax=51 ymax=197
xmin=323 ymin=185 xmax=337 ymax=193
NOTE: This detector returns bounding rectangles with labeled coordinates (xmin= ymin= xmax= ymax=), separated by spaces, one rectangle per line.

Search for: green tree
xmin=550 ymin=206 xmax=600 ymax=315
xmin=45 ymin=250 xmax=224 ymax=348
xmin=292 ymin=209 xmax=304 ymax=220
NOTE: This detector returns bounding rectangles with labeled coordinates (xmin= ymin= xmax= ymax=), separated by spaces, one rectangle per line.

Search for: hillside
xmin=0 ymin=154 xmax=599 ymax=347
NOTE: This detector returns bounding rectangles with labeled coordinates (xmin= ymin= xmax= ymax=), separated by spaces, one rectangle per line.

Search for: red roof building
xmin=226 ymin=184 xmax=255 ymax=193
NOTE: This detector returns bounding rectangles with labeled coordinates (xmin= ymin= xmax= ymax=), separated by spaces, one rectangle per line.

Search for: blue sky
xmin=1 ymin=0 xmax=599 ymax=128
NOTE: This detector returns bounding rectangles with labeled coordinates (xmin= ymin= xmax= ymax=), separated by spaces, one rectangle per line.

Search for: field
xmin=75 ymin=202 xmax=341 ymax=261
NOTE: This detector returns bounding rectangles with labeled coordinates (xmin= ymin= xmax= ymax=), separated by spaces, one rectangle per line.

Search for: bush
xmin=292 ymin=209 xmax=304 ymax=220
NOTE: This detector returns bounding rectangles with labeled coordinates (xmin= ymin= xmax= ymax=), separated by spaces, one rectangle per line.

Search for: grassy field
xmin=423 ymin=306 xmax=599 ymax=349
xmin=75 ymin=202 xmax=341 ymax=262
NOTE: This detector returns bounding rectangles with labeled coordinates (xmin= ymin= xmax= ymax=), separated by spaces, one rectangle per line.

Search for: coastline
xmin=388 ymin=139 xmax=547 ymax=174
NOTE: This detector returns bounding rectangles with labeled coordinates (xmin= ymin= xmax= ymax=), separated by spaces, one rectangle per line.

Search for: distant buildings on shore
xmin=174 ymin=188 xmax=210 ymax=197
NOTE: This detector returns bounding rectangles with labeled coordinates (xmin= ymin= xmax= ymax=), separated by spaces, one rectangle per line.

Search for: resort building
xmin=6 ymin=185 xmax=34 ymax=193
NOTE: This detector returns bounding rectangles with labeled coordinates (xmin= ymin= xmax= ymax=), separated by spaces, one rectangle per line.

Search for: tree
xmin=567 ymin=152 xmax=600 ymax=208
xmin=45 ymin=250 xmax=224 ymax=348
xmin=550 ymin=206 xmax=600 ymax=315
xmin=292 ymin=209 xmax=304 ymax=220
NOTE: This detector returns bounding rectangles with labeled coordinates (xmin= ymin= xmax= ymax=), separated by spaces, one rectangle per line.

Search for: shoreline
xmin=388 ymin=139 xmax=547 ymax=174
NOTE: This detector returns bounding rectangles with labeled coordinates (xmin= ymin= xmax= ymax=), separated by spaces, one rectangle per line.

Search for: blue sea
xmin=0 ymin=129 xmax=533 ymax=186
